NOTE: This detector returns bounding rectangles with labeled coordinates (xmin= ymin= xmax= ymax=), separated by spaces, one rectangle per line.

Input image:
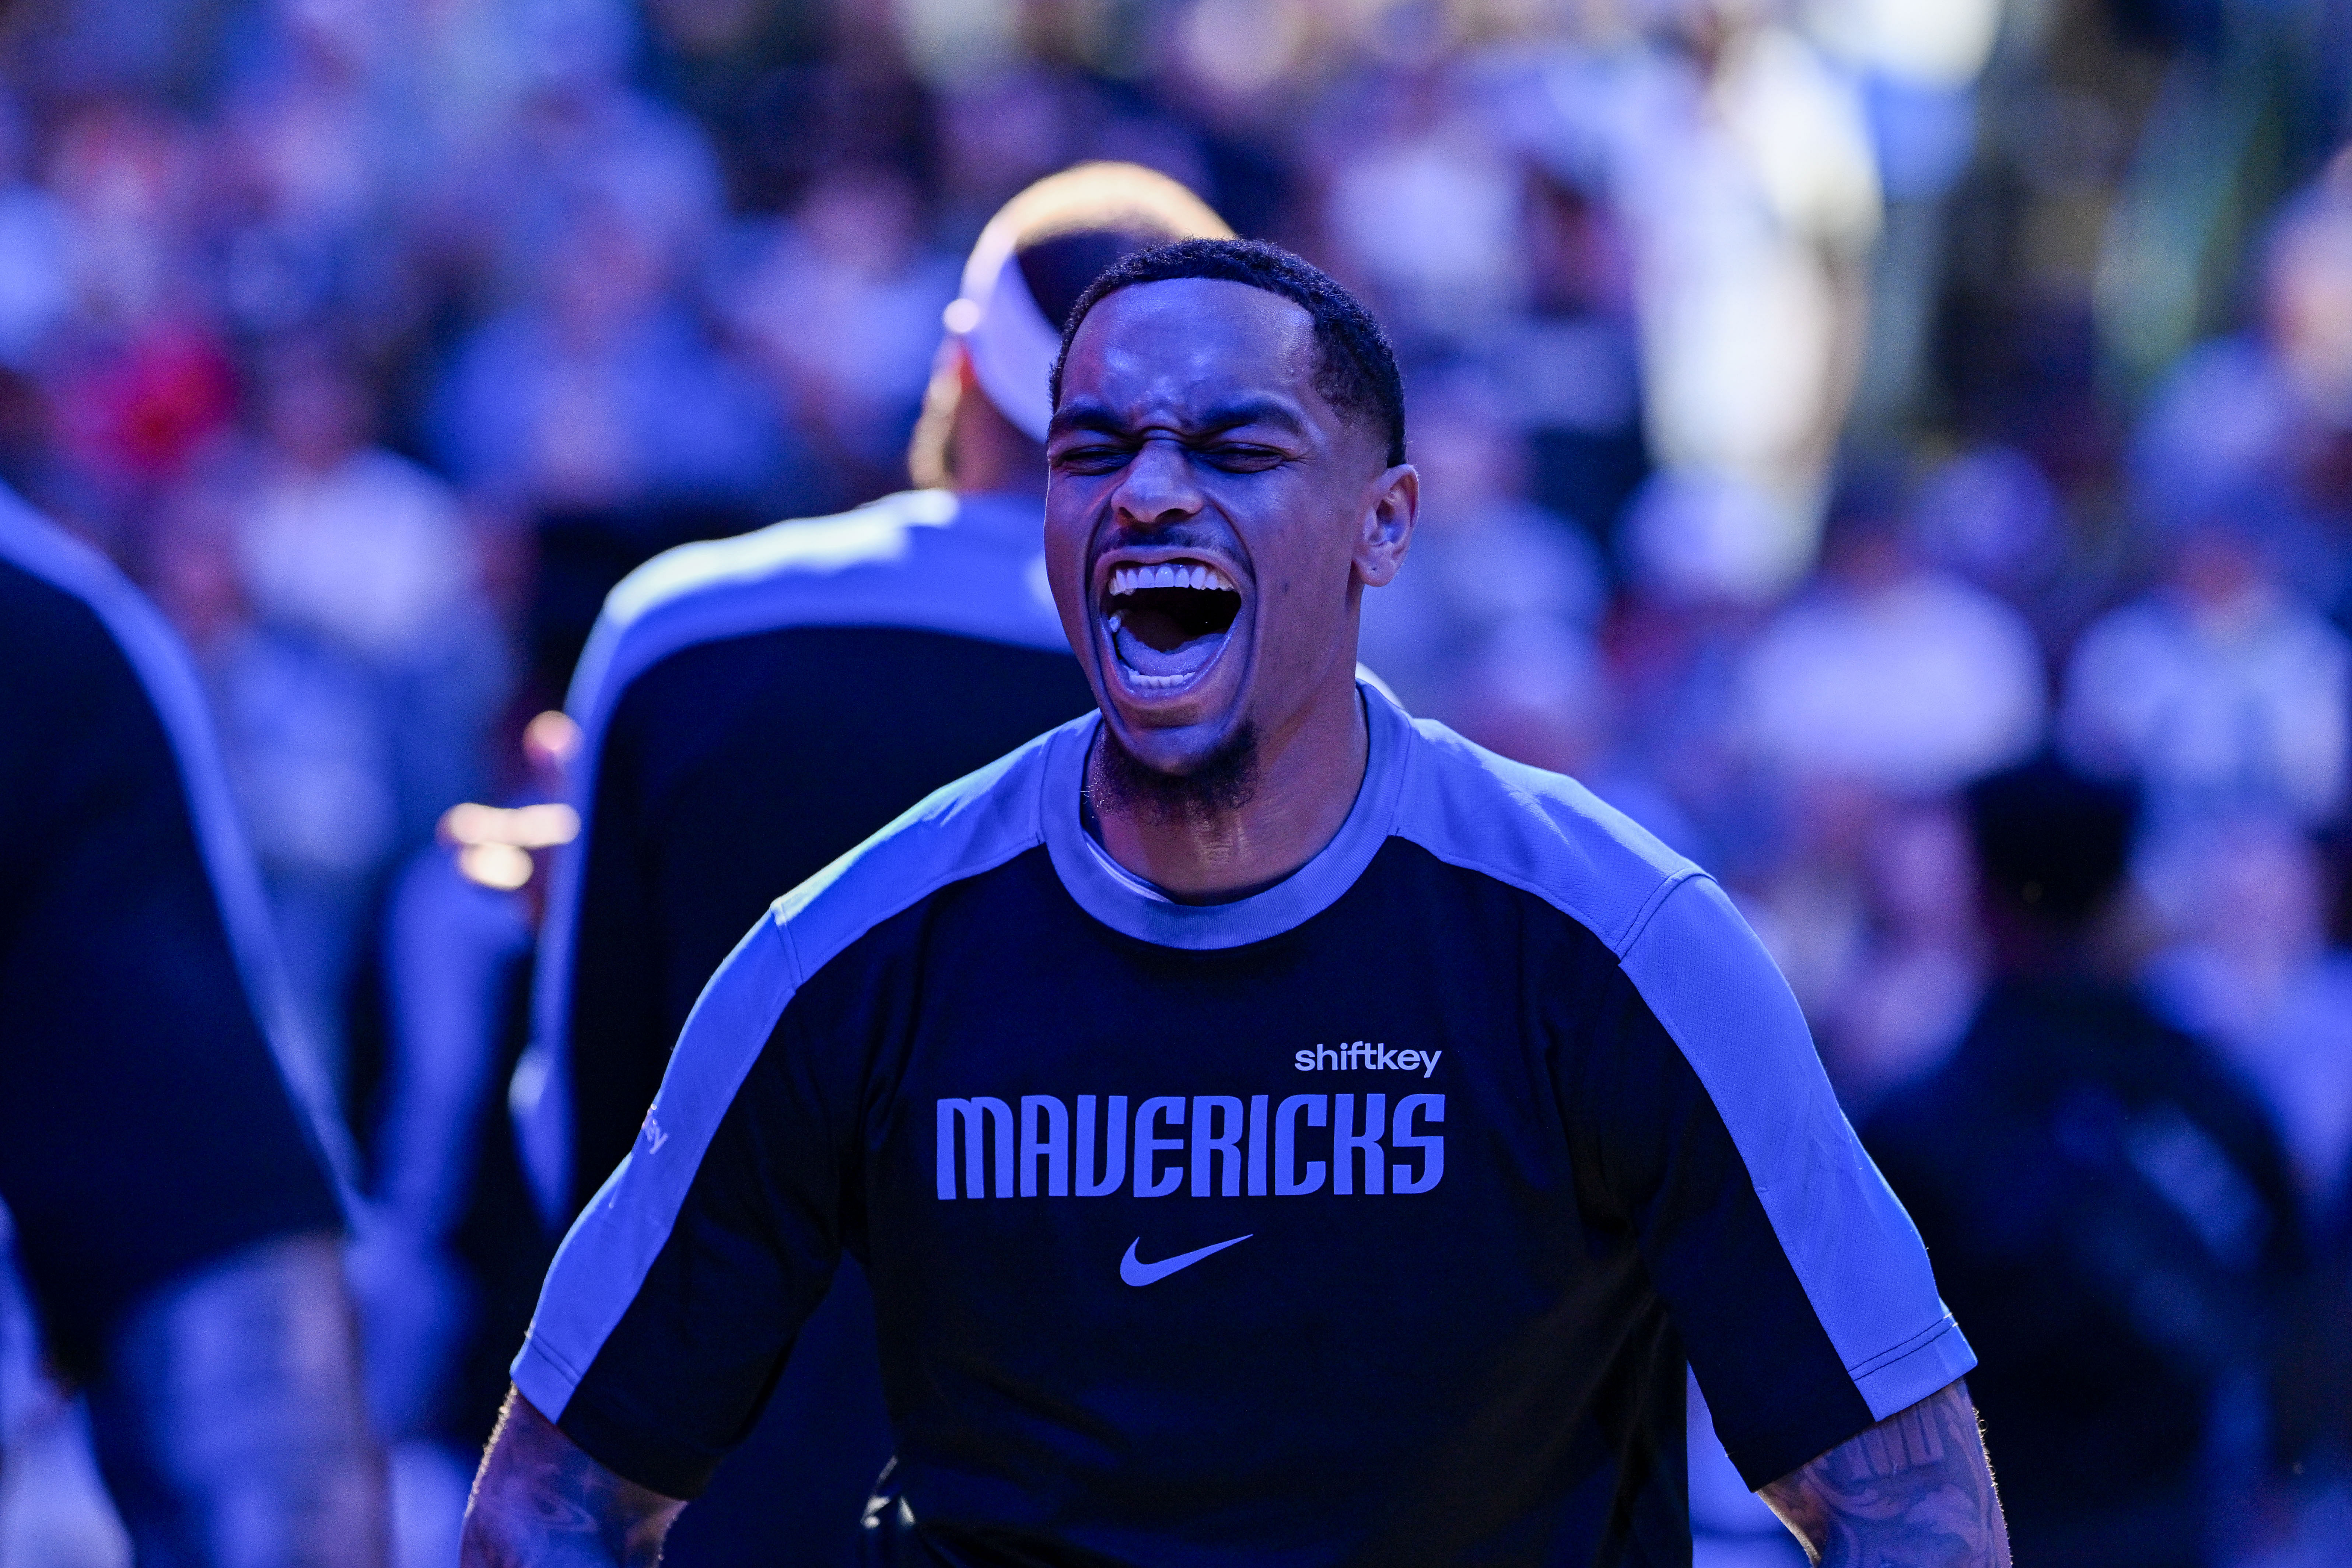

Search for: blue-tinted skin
xmin=1760 ymin=1382 xmax=2011 ymax=1565
xmin=460 ymin=278 xmax=2012 ymax=1567
xmin=465 ymin=1379 xmax=2011 ymax=1567
xmin=1042 ymin=277 xmax=1416 ymax=897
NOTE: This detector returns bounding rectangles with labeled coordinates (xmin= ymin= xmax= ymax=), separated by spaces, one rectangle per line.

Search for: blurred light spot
xmin=1183 ymin=0 xmax=1308 ymax=95
xmin=942 ymin=298 xmax=982 ymax=335
xmin=524 ymin=709 xmax=582 ymax=769
xmin=1804 ymin=0 xmax=2001 ymax=87
xmin=458 ymin=842 xmax=535 ymax=892
xmin=440 ymin=801 xmax=580 ymax=850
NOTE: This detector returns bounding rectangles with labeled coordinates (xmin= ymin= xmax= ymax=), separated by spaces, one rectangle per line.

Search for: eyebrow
xmin=1046 ymin=403 xmax=1129 ymax=439
xmin=1047 ymin=397 xmax=1310 ymax=441
xmin=1197 ymin=398 xmax=1309 ymax=437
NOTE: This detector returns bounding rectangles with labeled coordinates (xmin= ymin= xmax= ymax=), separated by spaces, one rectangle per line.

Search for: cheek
xmin=1252 ymin=522 xmax=1361 ymax=659
xmin=1039 ymin=527 xmax=1096 ymax=641
xmin=1041 ymin=504 xmax=1090 ymax=587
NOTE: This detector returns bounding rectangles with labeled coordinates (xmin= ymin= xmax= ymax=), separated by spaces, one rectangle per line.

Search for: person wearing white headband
xmin=906 ymin=161 xmax=1231 ymax=489
xmin=505 ymin=162 xmax=1228 ymax=1568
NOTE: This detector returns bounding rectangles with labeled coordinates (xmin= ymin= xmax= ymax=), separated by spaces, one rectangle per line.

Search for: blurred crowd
xmin=1 ymin=0 xmax=2351 ymax=1564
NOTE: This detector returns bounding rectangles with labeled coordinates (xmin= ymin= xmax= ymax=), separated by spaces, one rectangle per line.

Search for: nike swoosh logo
xmin=1120 ymin=1233 xmax=1252 ymax=1287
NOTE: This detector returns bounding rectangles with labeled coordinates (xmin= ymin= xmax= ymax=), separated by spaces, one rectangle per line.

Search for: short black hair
xmin=1966 ymin=754 xmax=2141 ymax=929
xmin=1049 ymin=238 xmax=1407 ymax=467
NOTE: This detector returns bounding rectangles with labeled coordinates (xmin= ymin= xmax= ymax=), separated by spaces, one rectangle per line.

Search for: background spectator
xmin=1867 ymin=759 xmax=2302 ymax=1568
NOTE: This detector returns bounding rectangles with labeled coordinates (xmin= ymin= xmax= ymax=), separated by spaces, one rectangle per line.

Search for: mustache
xmin=1093 ymin=518 xmax=1238 ymax=561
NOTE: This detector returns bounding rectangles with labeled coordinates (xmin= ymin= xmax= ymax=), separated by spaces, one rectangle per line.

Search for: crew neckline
xmin=1042 ymin=682 xmax=1410 ymax=949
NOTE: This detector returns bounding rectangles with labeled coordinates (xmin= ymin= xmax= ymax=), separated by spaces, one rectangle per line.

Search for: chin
xmin=1093 ymin=710 xmax=1262 ymax=820
xmin=1101 ymin=707 xmax=1245 ymax=776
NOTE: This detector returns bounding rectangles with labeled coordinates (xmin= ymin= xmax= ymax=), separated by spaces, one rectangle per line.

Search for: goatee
xmin=1092 ymin=722 xmax=1260 ymax=824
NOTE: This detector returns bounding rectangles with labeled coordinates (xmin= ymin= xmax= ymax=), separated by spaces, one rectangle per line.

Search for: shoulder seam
xmin=1393 ymin=837 xmax=1693 ymax=958
xmin=1617 ymin=866 xmax=1707 ymax=958
xmin=781 ymin=824 xmax=1047 ymax=984
xmin=770 ymin=908 xmax=805 ymax=992
xmin=1389 ymin=720 xmax=1697 ymax=959
xmin=770 ymin=736 xmax=1060 ymax=988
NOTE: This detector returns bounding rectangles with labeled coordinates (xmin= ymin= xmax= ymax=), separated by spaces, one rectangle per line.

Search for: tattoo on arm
xmin=1756 ymin=1380 xmax=2012 ymax=1568
xmin=460 ymin=1389 xmax=686 ymax=1568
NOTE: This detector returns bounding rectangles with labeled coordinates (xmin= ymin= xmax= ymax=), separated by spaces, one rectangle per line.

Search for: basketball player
xmin=468 ymin=241 xmax=2008 ymax=1566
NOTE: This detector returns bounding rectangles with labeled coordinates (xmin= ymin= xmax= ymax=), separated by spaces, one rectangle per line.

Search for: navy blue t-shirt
xmin=0 ymin=494 xmax=343 ymax=1376
xmin=518 ymin=687 xmax=1972 ymax=1566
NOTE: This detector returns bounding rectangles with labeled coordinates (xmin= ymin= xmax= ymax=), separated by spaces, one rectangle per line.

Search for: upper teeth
xmin=1108 ymin=562 xmax=1236 ymax=596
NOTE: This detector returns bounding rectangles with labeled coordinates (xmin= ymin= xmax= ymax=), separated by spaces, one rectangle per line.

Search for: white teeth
xmin=1106 ymin=561 xmax=1236 ymax=597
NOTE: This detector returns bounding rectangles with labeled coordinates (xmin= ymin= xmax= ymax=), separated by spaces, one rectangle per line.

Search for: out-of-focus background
xmin=0 ymin=0 xmax=2347 ymax=1564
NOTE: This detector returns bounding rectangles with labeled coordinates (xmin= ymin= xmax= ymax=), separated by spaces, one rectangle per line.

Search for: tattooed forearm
xmin=460 ymin=1389 xmax=686 ymax=1567
xmin=1757 ymin=1380 xmax=2011 ymax=1567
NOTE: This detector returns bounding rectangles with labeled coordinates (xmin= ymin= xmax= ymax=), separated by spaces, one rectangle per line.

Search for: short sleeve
xmin=512 ymin=914 xmax=856 ymax=1499
xmin=1587 ymin=874 xmax=1974 ymax=1488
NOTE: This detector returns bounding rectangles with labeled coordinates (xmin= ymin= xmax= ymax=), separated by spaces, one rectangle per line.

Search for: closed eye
xmin=1200 ymin=442 xmax=1286 ymax=473
xmin=1053 ymin=442 xmax=1134 ymax=475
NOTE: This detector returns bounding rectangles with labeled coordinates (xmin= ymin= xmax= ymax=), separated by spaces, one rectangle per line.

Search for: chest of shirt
xmin=808 ymin=846 xmax=1640 ymax=1328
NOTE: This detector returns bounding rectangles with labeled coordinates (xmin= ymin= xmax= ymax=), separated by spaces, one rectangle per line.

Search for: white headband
xmin=945 ymin=226 xmax=1067 ymax=444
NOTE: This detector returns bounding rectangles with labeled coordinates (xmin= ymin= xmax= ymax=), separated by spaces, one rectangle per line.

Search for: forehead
xmin=1061 ymin=277 xmax=1321 ymax=420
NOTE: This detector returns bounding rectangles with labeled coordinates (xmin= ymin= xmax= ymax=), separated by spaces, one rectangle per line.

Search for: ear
xmin=1352 ymin=463 xmax=1418 ymax=589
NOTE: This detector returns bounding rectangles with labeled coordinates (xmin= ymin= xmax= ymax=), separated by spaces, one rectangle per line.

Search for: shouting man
xmin=463 ymin=240 xmax=2009 ymax=1567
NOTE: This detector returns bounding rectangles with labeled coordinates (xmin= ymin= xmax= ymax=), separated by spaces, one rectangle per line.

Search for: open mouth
xmin=1103 ymin=560 xmax=1242 ymax=692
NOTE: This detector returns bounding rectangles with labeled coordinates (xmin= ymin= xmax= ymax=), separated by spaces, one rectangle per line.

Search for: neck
xmin=1089 ymin=668 xmax=1369 ymax=902
xmin=948 ymin=390 xmax=1046 ymax=499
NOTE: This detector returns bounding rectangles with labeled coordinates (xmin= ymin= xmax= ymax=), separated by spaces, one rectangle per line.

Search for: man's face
xmin=1045 ymin=278 xmax=1413 ymax=779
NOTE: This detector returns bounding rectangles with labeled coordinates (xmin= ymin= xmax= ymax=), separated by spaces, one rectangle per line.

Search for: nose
xmin=1109 ymin=436 xmax=1204 ymax=532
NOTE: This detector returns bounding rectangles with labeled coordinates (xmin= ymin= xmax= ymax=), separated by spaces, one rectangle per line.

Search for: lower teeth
xmin=1119 ymin=655 xmax=1194 ymax=689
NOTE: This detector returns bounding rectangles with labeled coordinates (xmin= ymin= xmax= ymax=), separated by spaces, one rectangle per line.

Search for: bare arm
xmin=1757 ymin=1379 xmax=2012 ymax=1567
xmin=461 ymin=1387 xmax=686 ymax=1567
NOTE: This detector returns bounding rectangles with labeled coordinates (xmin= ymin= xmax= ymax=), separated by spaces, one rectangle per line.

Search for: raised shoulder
xmin=1389 ymin=716 xmax=1700 ymax=956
